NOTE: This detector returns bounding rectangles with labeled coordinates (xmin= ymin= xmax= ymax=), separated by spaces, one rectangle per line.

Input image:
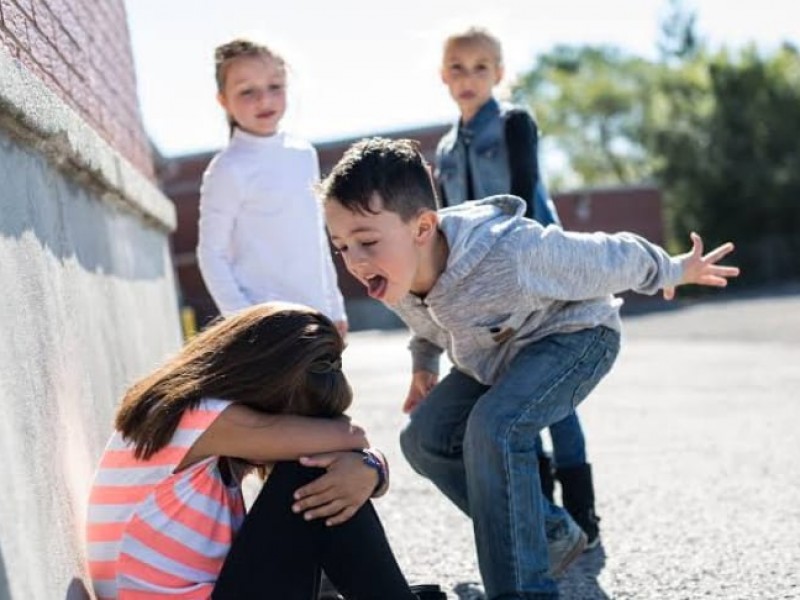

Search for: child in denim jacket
xmin=435 ymin=25 xmax=600 ymax=546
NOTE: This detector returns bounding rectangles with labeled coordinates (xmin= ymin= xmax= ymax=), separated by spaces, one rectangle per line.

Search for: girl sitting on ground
xmin=86 ymin=302 xmax=443 ymax=599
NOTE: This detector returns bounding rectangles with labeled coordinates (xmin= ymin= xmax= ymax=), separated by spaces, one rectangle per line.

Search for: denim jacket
xmin=435 ymin=97 xmax=560 ymax=226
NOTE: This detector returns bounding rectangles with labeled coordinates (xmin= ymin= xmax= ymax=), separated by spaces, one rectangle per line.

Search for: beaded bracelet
xmin=355 ymin=448 xmax=387 ymax=496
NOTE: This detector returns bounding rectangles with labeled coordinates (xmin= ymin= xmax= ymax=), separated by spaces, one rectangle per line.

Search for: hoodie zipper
xmin=419 ymin=297 xmax=464 ymax=370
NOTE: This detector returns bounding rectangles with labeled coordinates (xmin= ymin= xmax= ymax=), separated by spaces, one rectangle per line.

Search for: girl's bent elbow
xmin=349 ymin=424 xmax=369 ymax=448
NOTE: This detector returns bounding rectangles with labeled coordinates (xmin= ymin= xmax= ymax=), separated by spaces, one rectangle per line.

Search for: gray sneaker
xmin=547 ymin=514 xmax=587 ymax=578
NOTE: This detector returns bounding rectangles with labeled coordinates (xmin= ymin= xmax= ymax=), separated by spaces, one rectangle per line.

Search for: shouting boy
xmin=321 ymin=137 xmax=738 ymax=600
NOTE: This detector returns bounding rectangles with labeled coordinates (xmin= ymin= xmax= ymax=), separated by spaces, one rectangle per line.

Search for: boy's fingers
xmin=710 ymin=265 xmax=740 ymax=277
xmin=700 ymin=274 xmax=732 ymax=287
xmin=702 ymin=242 xmax=735 ymax=264
xmin=663 ymin=286 xmax=675 ymax=301
xmin=689 ymin=232 xmax=703 ymax=255
xmin=697 ymin=266 xmax=739 ymax=287
xmin=403 ymin=393 xmax=419 ymax=413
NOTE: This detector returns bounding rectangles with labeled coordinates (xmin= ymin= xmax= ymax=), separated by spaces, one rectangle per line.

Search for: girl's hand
xmin=663 ymin=232 xmax=740 ymax=300
xmin=335 ymin=320 xmax=349 ymax=340
xmin=292 ymin=451 xmax=376 ymax=525
xmin=402 ymin=370 xmax=438 ymax=414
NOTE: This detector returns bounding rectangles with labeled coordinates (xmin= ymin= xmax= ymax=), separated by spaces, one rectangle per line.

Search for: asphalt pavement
xmin=341 ymin=284 xmax=800 ymax=600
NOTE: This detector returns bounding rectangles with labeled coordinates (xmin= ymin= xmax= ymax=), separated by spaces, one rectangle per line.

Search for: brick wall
xmin=556 ymin=185 xmax=664 ymax=245
xmin=0 ymin=0 xmax=153 ymax=178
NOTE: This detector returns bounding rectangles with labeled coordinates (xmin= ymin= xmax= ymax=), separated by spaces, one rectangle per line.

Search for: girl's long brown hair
xmin=115 ymin=302 xmax=351 ymax=459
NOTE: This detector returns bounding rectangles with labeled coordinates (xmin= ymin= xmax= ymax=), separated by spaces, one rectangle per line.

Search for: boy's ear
xmin=414 ymin=210 xmax=439 ymax=245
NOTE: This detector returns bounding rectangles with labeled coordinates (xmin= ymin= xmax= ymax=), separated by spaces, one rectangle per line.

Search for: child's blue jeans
xmin=535 ymin=412 xmax=586 ymax=468
xmin=400 ymin=326 xmax=620 ymax=599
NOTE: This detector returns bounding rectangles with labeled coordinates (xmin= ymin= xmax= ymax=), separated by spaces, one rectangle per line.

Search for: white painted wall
xmin=0 ymin=52 xmax=181 ymax=599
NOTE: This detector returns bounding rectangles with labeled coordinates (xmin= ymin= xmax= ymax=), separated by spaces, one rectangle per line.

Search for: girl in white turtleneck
xmin=197 ymin=39 xmax=348 ymax=337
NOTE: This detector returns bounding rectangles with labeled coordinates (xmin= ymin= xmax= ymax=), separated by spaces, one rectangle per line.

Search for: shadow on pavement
xmin=64 ymin=577 xmax=90 ymax=600
xmin=0 ymin=544 xmax=9 ymax=600
xmin=559 ymin=544 xmax=611 ymax=599
xmin=453 ymin=581 xmax=485 ymax=599
xmin=450 ymin=545 xmax=610 ymax=600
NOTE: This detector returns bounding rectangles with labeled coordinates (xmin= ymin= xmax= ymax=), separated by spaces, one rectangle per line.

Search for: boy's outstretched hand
xmin=663 ymin=232 xmax=740 ymax=300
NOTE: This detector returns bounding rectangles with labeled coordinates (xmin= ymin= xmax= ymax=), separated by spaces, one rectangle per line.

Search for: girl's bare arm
xmin=180 ymin=404 xmax=367 ymax=469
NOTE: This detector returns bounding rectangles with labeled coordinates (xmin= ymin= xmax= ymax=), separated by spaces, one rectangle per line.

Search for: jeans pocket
xmin=569 ymin=329 xmax=620 ymax=409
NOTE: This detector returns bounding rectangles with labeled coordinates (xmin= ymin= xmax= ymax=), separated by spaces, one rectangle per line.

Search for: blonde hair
xmin=442 ymin=26 xmax=503 ymax=66
xmin=213 ymin=38 xmax=287 ymax=135
xmin=214 ymin=38 xmax=285 ymax=91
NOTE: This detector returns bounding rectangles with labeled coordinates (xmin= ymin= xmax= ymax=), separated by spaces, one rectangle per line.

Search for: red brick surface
xmin=0 ymin=0 xmax=154 ymax=178
xmin=557 ymin=186 xmax=664 ymax=244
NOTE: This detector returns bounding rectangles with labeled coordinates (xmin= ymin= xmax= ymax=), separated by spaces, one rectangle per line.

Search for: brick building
xmin=1 ymin=2 xmax=179 ymax=598
xmin=0 ymin=0 xmax=154 ymax=176
xmin=158 ymin=125 xmax=664 ymax=330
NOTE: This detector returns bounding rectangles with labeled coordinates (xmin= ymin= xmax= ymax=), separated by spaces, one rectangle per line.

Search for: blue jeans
xmin=400 ymin=326 xmax=620 ymax=599
xmin=535 ymin=411 xmax=586 ymax=468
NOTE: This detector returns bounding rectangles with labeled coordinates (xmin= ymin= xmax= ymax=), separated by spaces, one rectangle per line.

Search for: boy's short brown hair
xmin=319 ymin=137 xmax=438 ymax=221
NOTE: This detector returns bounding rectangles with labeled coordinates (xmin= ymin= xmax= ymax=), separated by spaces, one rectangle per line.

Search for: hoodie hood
xmin=433 ymin=195 xmax=527 ymax=292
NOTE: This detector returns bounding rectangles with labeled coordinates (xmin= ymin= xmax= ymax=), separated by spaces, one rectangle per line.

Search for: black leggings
xmin=212 ymin=461 xmax=417 ymax=600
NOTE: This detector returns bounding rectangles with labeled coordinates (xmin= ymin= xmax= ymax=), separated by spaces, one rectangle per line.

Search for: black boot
xmin=538 ymin=454 xmax=555 ymax=504
xmin=556 ymin=463 xmax=601 ymax=549
xmin=411 ymin=583 xmax=447 ymax=599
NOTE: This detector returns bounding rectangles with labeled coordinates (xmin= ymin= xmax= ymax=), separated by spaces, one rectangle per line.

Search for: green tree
xmin=657 ymin=0 xmax=701 ymax=61
xmin=512 ymin=45 xmax=659 ymax=190
xmin=653 ymin=44 xmax=800 ymax=279
xmin=513 ymin=0 xmax=800 ymax=282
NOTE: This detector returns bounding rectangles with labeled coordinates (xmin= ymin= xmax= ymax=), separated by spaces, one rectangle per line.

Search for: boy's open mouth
xmin=366 ymin=275 xmax=388 ymax=300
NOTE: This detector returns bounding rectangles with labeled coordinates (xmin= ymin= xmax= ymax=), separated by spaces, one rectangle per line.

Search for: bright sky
xmin=125 ymin=0 xmax=798 ymax=157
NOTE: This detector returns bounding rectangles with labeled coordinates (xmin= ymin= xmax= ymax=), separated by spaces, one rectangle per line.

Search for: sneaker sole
xmin=551 ymin=530 xmax=588 ymax=578
xmin=583 ymin=534 xmax=601 ymax=552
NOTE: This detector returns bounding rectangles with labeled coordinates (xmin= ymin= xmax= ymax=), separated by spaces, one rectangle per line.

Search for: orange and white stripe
xmin=86 ymin=399 xmax=245 ymax=599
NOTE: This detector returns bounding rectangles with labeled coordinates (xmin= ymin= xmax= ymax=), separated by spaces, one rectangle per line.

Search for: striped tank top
xmin=86 ymin=398 xmax=246 ymax=599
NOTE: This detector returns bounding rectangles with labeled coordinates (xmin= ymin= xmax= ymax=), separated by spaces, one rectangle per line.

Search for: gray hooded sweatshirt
xmin=393 ymin=195 xmax=684 ymax=385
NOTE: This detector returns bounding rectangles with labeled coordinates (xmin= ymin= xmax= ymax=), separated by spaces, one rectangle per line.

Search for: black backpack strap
xmin=504 ymin=108 xmax=540 ymax=219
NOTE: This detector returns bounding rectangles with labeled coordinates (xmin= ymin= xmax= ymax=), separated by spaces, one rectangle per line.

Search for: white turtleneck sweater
xmin=197 ymin=128 xmax=346 ymax=322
